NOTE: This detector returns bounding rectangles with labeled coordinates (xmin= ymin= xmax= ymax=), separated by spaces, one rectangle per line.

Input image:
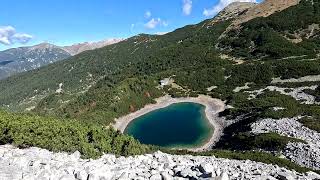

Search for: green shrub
xmin=232 ymin=132 xmax=306 ymax=151
xmin=299 ymin=117 xmax=320 ymax=133
xmin=0 ymin=110 xmax=151 ymax=159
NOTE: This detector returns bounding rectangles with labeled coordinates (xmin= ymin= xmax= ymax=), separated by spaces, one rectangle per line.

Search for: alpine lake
xmin=124 ymin=102 xmax=213 ymax=148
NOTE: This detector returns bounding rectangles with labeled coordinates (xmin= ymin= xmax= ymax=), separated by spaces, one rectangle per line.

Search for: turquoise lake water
xmin=124 ymin=102 xmax=213 ymax=148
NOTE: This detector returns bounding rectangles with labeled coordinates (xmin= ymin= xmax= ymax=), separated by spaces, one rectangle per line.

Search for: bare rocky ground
xmin=251 ymin=117 xmax=320 ymax=170
xmin=245 ymin=85 xmax=319 ymax=104
xmin=271 ymin=75 xmax=320 ymax=84
xmin=232 ymin=0 xmax=300 ymax=26
xmin=0 ymin=145 xmax=320 ymax=180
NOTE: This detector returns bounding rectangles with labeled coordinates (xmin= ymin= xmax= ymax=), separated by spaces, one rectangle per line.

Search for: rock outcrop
xmin=210 ymin=0 xmax=299 ymax=26
xmin=245 ymin=85 xmax=319 ymax=105
xmin=232 ymin=0 xmax=301 ymax=26
xmin=210 ymin=2 xmax=257 ymax=24
xmin=251 ymin=117 xmax=320 ymax=170
xmin=0 ymin=145 xmax=319 ymax=180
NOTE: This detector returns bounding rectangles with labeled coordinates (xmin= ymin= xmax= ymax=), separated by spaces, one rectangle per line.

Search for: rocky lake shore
xmin=113 ymin=95 xmax=226 ymax=151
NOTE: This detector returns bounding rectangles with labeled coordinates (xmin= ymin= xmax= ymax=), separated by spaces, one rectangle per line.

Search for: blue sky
xmin=0 ymin=0 xmax=262 ymax=50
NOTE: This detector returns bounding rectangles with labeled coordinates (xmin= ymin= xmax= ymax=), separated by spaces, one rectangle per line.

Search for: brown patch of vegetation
xmin=129 ymin=105 xmax=135 ymax=112
xmin=144 ymin=91 xmax=151 ymax=98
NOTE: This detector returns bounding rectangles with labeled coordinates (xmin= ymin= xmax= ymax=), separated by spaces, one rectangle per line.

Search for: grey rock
xmin=199 ymin=163 xmax=214 ymax=174
xmin=217 ymin=172 xmax=229 ymax=180
xmin=87 ymin=174 xmax=99 ymax=180
xmin=307 ymin=171 xmax=320 ymax=179
xmin=0 ymin=145 xmax=319 ymax=180
xmin=161 ymin=171 xmax=173 ymax=180
xmin=75 ymin=170 xmax=88 ymax=180
xmin=265 ymin=176 xmax=278 ymax=180
xmin=276 ymin=172 xmax=294 ymax=180
xmin=214 ymin=168 xmax=221 ymax=177
xmin=180 ymin=168 xmax=197 ymax=178
xmin=173 ymin=165 xmax=184 ymax=174
xmin=150 ymin=173 xmax=162 ymax=180
xmin=60 ymin=174 xmax=76 ymax=180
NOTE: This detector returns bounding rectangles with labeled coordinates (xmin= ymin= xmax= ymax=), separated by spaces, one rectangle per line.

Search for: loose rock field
xmin=0 ymin=145 xmax=319 ymax=180
xmin=251 ymin=117 xmax=320 ymax=170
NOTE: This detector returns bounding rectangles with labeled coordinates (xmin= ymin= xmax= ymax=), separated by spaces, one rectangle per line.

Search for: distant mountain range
xmin=0 ymin=38 xmax=123 ymax=79
xmin=61 ymin=38 xmax=124 ymax=56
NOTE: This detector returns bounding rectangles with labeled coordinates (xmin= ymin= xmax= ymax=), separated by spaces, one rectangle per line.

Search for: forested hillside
xmin=1 ymin=0 xmax=320 ymax=125
xmin=0 ymin=19 xmax=231 ymax=123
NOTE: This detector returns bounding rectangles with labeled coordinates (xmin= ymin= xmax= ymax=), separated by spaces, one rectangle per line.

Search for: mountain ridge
xmin=0 ymin=38 xmax=123 ymax=79
xmin=232 ymin=0 xmax=301 ymax=26
xmin=61 ymin=38 xmax=124 ymax=55
xmin=210 ymin=2 xmax=257 ymax=24
xmin=0 ymin=43 xmax=71 ymax=80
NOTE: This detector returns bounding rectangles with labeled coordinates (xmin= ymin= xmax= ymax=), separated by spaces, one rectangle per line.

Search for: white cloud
xmin=144 ymin=18 xmax=168 ymax=29
xmin=182 ymin=0 xmax=192 ymax=16
xmin=0 ymin=26 xmax=15 ymax=45
xmin=203 ymin=0 xmax=257 ymax=17
xmin=0 ymin=26 xmax=33 ymax=45
xmin=145 ymin=11 xmax=152 ymax=19
xmin=12 ymin=33 xmax=33 ymax=44
xmin=145 ymin=18 xmax=160 ymax=29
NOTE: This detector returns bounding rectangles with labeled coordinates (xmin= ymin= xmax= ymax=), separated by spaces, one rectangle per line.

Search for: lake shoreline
xmin=113 ymin=95 xmax=226 ymax=151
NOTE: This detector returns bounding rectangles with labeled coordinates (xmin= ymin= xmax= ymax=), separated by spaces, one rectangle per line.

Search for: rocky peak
xmin=29 ymin=42 xmax=57 ymax=51
xmin=213 ymin=0 xmax=301 ymax=43
xmin=210 ymin=0 xmax=301 ymax=27
xmin=232 ymin=0 xmax=301 ymax=26
xmin=212 ymin=2 xmax=257 ymax=23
